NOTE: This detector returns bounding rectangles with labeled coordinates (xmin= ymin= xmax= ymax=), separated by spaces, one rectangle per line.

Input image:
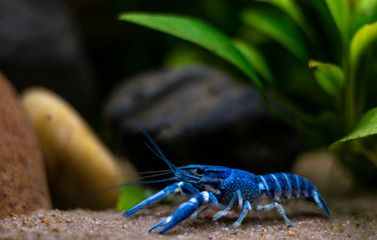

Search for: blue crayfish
xmin=123 ymin=129 xmax=331 ymax=234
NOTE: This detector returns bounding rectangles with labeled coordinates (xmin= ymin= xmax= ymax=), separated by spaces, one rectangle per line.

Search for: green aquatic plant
xmin=118 ymin=0 xmax=377 ymax=187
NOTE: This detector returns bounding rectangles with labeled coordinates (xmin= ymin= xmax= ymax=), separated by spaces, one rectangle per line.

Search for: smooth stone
xmin=22 ymin=87 xmax=137 ymax=209
xmin=105 ymin=65 xmax=303 ymax=175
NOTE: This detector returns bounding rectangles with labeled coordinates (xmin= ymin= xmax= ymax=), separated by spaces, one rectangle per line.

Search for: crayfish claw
xmin=149 ymin=216 xmax=172 ymax=232
xmin=151 ymin=201 xmax=197 ymax=234
xmin=151 ymin=191 xmax=219 ymax=234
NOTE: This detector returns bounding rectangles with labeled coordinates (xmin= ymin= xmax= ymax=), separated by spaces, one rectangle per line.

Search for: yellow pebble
xmin=22 ymin=87 xmax=138 ymax=209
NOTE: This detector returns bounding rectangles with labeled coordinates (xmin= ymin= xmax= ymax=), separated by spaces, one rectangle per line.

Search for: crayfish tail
xmin=311 ymin=191 xmax=331 ymax=216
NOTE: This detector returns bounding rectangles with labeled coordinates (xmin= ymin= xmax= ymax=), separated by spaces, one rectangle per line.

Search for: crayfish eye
xmin=195 ymin=169 xmax=205 ymax=176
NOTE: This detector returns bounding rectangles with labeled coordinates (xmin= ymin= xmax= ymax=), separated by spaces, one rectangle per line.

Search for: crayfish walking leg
xmin=256 ymin=202 xmax=293 ymax=226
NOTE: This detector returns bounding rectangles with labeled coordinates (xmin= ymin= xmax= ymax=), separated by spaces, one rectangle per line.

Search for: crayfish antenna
xmin=135 ymin=124 xmax=178 ymax=175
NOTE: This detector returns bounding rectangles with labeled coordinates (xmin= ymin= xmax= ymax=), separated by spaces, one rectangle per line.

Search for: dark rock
xmin=0 ymin=0 xmax=97 ymax=118
xmin=105 ymin=65 xmax=303 ymax=175
xmin=0 ymin=73 xmax=51 ymax=218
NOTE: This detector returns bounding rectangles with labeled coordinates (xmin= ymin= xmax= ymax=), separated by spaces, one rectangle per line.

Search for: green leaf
xmin=350 ymin=21 xmax=377 ymax=70
xmin=255 ymin=0 xmax=306 ymax=29
xmin=163 ymin=46 xmax=204 ymax=67
xmin=232 ymin=39 xmax=274 ymax=85
xmin=333 ymin=107 xmax=377 ymax=145
xmin=352 ymin=0 xmax=377 ymax=33
xmin=119 ymin=12 xmax=263 ymax=90
xmin=308 ymin=60 xmax=344 ymax=96
xmin=325 ymin=0 xmax=351 ymax=44
xmin=307 ymin=0 xmax=339 ymax=43
xmin=117 ymin=185 xmax=148 ymax=211
xmin=242 ymin=8 xmax=308 ymax=61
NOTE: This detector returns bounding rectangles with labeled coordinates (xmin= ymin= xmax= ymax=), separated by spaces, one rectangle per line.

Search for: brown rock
xmin=0 ymin=73 xmax=51 ymax=218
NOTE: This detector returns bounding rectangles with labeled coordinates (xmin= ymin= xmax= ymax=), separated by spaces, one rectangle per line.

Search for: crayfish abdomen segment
xmin=258 ymin=173 xmax=316 ymax=201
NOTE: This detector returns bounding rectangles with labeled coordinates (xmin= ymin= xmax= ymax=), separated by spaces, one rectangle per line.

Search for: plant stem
xmin=342 ymin=30 xmax=357 ymax=133
xmin=345 ymin=69 xmax=356 ymax=132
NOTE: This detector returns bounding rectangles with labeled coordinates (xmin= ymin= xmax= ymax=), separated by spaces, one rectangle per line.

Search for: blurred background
xmin=1 ymin=0 xmax=332 ymax=127
xmin=0 ymin=0 xmax=345 ymax=172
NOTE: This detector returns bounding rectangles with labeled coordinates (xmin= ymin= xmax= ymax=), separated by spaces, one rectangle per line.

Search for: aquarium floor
xmin=0 ymin=192 xmax=376 ymax=240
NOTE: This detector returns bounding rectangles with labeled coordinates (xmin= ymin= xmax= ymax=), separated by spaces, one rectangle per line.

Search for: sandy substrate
xmin=0 ymin=192 xmax=376 ymax=240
